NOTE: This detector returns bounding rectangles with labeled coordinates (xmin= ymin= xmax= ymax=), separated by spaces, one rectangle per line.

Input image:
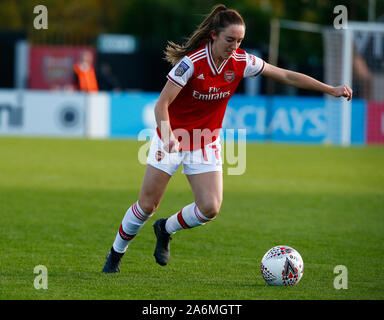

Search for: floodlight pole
xmin=265 ymin=19 xmax=280 ymax=141
xmin=268 ymin=19 xmax=280 ymax=76
xmin=368 ymin=0 xmax=376 ymax=22
xmin=267 ymin=19 xmax=281 ymax=98
xmin=340 ymin=27 xmax=353 ymax=146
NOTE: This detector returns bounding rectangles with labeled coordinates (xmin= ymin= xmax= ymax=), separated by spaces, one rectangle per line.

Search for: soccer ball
xmin=260 ymin=245 xmax=304 ymax=286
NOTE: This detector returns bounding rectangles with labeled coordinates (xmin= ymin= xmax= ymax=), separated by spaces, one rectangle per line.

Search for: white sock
xmin=165 ymin=202 xmax=213 ymax=234
xmin=112 ymin=201 xmax=152 ymax=253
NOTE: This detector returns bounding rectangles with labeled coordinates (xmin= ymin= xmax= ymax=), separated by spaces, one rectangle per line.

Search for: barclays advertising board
xmin=109 ymin=93 xmax=366 ymax=144
xmin=224 ymin=96 xmax=327 ymax=143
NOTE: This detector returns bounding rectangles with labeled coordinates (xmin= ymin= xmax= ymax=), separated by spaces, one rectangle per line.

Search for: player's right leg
xmin=153 ymin=139 xmax=223 ymax=266
xmin=102 ymin=164 xmax=172 ymax=273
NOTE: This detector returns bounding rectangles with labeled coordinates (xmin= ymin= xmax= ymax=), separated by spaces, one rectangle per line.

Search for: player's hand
xmin=332 ymin=85 xmax=353 ymax=101
xmin=163 ymin=138 xmax=180 ymax=153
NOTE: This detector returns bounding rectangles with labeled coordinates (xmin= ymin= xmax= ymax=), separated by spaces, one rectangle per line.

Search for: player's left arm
xmin=262 ymin=63 xmax=353 ymax=101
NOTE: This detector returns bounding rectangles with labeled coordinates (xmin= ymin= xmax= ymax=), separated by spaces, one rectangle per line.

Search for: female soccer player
xmin=102 ymin=4 xmax=352 ymax=273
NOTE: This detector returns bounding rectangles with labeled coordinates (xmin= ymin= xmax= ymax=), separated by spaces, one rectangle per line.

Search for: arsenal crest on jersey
xmin=224 ymin=70 xmax=235 ymax=83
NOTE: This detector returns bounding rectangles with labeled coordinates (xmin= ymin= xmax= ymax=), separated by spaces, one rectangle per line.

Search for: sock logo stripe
xmin=177 ymin=211 xmax=191 ymax=229
xmin=119 ymin=224 xmax=136 ymax=241
xmin=132 ymin=202 xmax=147 ymax=222
xmin=194 ymin=205 xmax=210 ymax=223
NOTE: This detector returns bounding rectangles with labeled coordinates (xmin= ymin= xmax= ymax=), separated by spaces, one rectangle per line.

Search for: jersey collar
xmin=206 ymin=41 xmax=231 ymax=75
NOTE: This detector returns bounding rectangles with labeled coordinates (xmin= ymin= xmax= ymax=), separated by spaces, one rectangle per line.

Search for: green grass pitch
xmin=0 ymin=137 xmax=383 ymax=300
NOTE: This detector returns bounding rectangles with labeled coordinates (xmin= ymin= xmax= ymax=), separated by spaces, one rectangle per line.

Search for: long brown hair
xmin=164 ymin=4 xmax=245 ymax=66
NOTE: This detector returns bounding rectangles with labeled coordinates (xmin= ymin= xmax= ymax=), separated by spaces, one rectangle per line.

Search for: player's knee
xmin=198 ymin=199 xmax=222 ymax=220
xmin=138 ymin=199 xmax=160 ymax=215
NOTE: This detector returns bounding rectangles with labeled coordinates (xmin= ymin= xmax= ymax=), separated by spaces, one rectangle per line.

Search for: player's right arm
xmin=155 ymin=56 xmax=194 ymax=153
xmin=262 ymin=63 xmax=353 ymax=101
xmin=154 ymin=80 xmax=182 ymax=153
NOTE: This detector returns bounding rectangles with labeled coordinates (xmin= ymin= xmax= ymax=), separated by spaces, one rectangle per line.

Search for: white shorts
xmin=147 ymin=133 xmax=222 ymax=176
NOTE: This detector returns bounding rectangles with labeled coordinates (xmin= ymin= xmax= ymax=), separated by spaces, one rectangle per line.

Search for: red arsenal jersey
xmin=163 ymin=41 xmax=265 ymax=150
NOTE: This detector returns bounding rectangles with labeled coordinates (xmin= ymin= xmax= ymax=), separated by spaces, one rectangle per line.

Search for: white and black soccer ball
xmin=260 ymin=245 xmax=304 ymax=286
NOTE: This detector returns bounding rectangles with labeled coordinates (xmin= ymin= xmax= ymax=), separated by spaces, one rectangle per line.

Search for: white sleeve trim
xmin=167 ymin=56 xmax=194 ymax=88
xmin=244 ymin=52 xmax=265 ymax=78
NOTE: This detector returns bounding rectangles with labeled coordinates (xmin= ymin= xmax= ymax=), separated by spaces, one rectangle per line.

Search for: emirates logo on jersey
xmin=224 ymin=70 xmax=235 ymax=83
xmin=192 ymin=90 xmax=231 ymax=101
